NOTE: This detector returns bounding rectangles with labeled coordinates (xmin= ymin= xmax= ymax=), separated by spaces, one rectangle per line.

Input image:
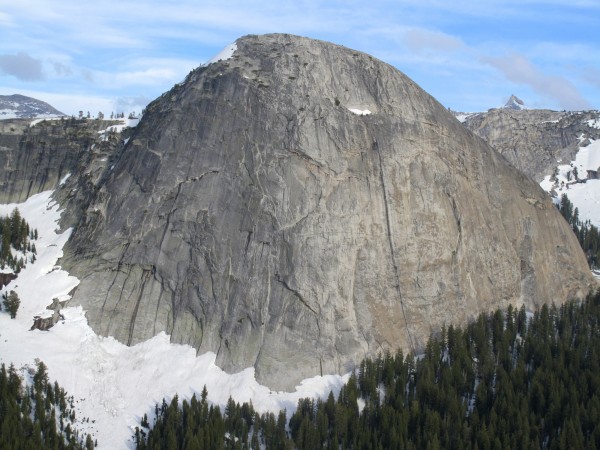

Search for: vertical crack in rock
xmin=127 ymin=268 xmax=153 ymax=345
xmin=373 ymin=140 xmax=416 ymax=354
xmin=275 ymin=273 xmax=319 ymax=316
xmin=447 ymin=193 xmax=462 ymax=258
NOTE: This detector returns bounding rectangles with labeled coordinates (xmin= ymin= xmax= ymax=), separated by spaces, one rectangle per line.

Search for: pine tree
xmin=3 ymin=290 xmax=20 ymax=319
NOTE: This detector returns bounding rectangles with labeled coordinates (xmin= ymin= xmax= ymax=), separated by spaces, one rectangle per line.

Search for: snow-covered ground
xmin=206 ymin=43 xmax=237 ymax=65
xmin=454 ymin=113 xmax=475 ymax=123
xmin=1 ymin=112 xmax=63 ymax=121
xmin=98 ymin=117 xmax=140 ymax=140
xmin=0 ymin=192 xmax=347 ymax=449
xmin=540 ymin=138 xmax=600 ymax=227
xmin=29 ymin=116 xmax=66 ymax=127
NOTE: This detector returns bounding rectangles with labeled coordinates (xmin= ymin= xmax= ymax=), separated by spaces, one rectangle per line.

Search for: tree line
xmin=136 ymin=289 xmax=600 ymax=450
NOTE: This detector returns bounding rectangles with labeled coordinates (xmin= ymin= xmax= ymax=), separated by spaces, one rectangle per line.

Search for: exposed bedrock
xmin=61 ymin=34 xmax=593 ymax=390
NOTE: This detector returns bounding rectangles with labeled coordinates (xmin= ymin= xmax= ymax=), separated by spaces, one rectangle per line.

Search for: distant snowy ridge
xmin=0 ymin=192 xmax=347 ymax=449
xmin=0 ymin=94 xmax=64 ymax=120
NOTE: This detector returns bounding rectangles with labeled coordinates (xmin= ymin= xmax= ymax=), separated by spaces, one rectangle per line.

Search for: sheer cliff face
xmin=0 ymin=118 xmax=123 ymax=204
xmin=62 ymin=34 xmax=593 ymax=390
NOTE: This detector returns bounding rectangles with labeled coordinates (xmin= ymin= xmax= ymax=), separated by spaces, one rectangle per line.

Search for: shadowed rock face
xmin=61 ymin=34 xmax=593 ymax=390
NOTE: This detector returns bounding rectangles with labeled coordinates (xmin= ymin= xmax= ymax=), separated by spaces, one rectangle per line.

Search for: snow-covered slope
xmin=0 ymin=192 xmax=347 ymax=449
xmin=0 ymin=94 xmax=64 ymax=120
xmin=540 ymin=136 xmax=600 ymax=227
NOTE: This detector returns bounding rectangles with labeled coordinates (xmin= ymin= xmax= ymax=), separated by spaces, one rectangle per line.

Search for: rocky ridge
xmin=458 ymin=106 xmax=600 ymax=182
xmin=51 ymin=34 xmax=593 ymax=390
xmin=0 ymin=117 xmax=128 ymax=205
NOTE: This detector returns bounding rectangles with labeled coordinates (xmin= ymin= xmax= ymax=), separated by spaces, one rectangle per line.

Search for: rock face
xmin=0 ymin=118 xmax=125 ymax=204
xmin=462 ymin=108 xmax=600 ymax=182
xmin=61 ymin=34 xmax=593 ymax=390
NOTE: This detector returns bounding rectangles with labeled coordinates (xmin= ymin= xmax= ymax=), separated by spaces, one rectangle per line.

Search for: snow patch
xmin=29 ymin=116 xmax=64 ymax=127
xmin=455 ymin=113 xmax=475 ymax=123
xmin=0 ymin=191 xmax=348 ymax=449
xmin=207 ymin=43 xmax=237 ymax=65
xmin=97 ymin=117 xmax=140 ymax=141
xmin=0 ymin=109 xmax=17 ymax=119
xmin=348 ymin=108 xmax=372 ymax=116
xmin=59 ymin=173 xmax=71 ymax=186
xmin=587 ymin=118 xmax=600 ymax=129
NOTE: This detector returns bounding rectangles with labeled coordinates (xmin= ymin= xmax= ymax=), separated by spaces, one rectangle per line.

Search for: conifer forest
xmin=135 ymin=290 xmax=600 ymax=450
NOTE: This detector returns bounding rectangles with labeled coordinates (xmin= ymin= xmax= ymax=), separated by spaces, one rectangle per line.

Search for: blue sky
xmin=1 ymin=0 xmax=598 ymax=116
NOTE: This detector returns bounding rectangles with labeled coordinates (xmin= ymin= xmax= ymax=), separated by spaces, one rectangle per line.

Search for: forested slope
xmin=137 ymin=290 xmax=600 ymax=450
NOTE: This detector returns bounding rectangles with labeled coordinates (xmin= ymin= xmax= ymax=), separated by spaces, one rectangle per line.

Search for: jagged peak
xmin=503 ymin=95 xmax=526 ymax=110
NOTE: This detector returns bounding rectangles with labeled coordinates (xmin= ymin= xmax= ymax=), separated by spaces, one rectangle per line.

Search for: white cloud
xmin=52 ymin=61 xmax=72 ymax=77
xmin=0 ymin=11 xmax=14 ymax=26
xmin=402 ymin=28 xmax=465 ymax=54
xmin=115 ymin=96 xmax=152 ymax=116
xmin=112 ymin=68 xmax=178 ymax=87
xmin=482 ymin=53 xmax=591 ymax=110
xmin=583 ymin=68 xmax=600 ymax=90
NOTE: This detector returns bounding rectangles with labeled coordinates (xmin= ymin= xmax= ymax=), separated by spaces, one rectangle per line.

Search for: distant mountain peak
xmin=0 ymin=94 xmax=65 ymax=120
xmin=503 ymin=94 xmax=526 ymax=110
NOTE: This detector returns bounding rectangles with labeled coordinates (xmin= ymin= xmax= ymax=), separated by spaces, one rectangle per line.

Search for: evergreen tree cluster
xmin=138 ymin=290 xmax=600 ymax=449
xmin=0 ymin=360 xmax=95 ymax=449
xmin=0 ymin=208 xmax=38 ymax=273
xmin=2 ymin=290 xmax=20 ymax=318
xmin=135 ymin=386 xmax=291 ymax=450
xmin=558 ymin=193 xmax=600 ymax=268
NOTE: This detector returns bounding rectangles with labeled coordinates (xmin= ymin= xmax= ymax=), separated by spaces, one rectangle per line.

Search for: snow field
xmin=540 ymin=138 xmax=600 ymax=227
xmin=0 ymin=191 xmax=347 ymax=449
xmin=98 ymin=117 xmax=140 ymax=141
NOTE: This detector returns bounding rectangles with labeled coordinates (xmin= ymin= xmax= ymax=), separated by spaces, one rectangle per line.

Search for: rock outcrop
xmin=30 ymin=298 xmax=66 ymax=331
xmin=50 ymin=34 xmax=594 ymax=390
xmin=461 ymin=108 xmax=600 ymax=182
xmin=0 ymin=118 xmax=126 ymax=204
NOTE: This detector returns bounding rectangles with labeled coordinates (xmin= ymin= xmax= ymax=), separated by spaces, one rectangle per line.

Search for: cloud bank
xmin=0 ymin=52 xmax=44 ymax=81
